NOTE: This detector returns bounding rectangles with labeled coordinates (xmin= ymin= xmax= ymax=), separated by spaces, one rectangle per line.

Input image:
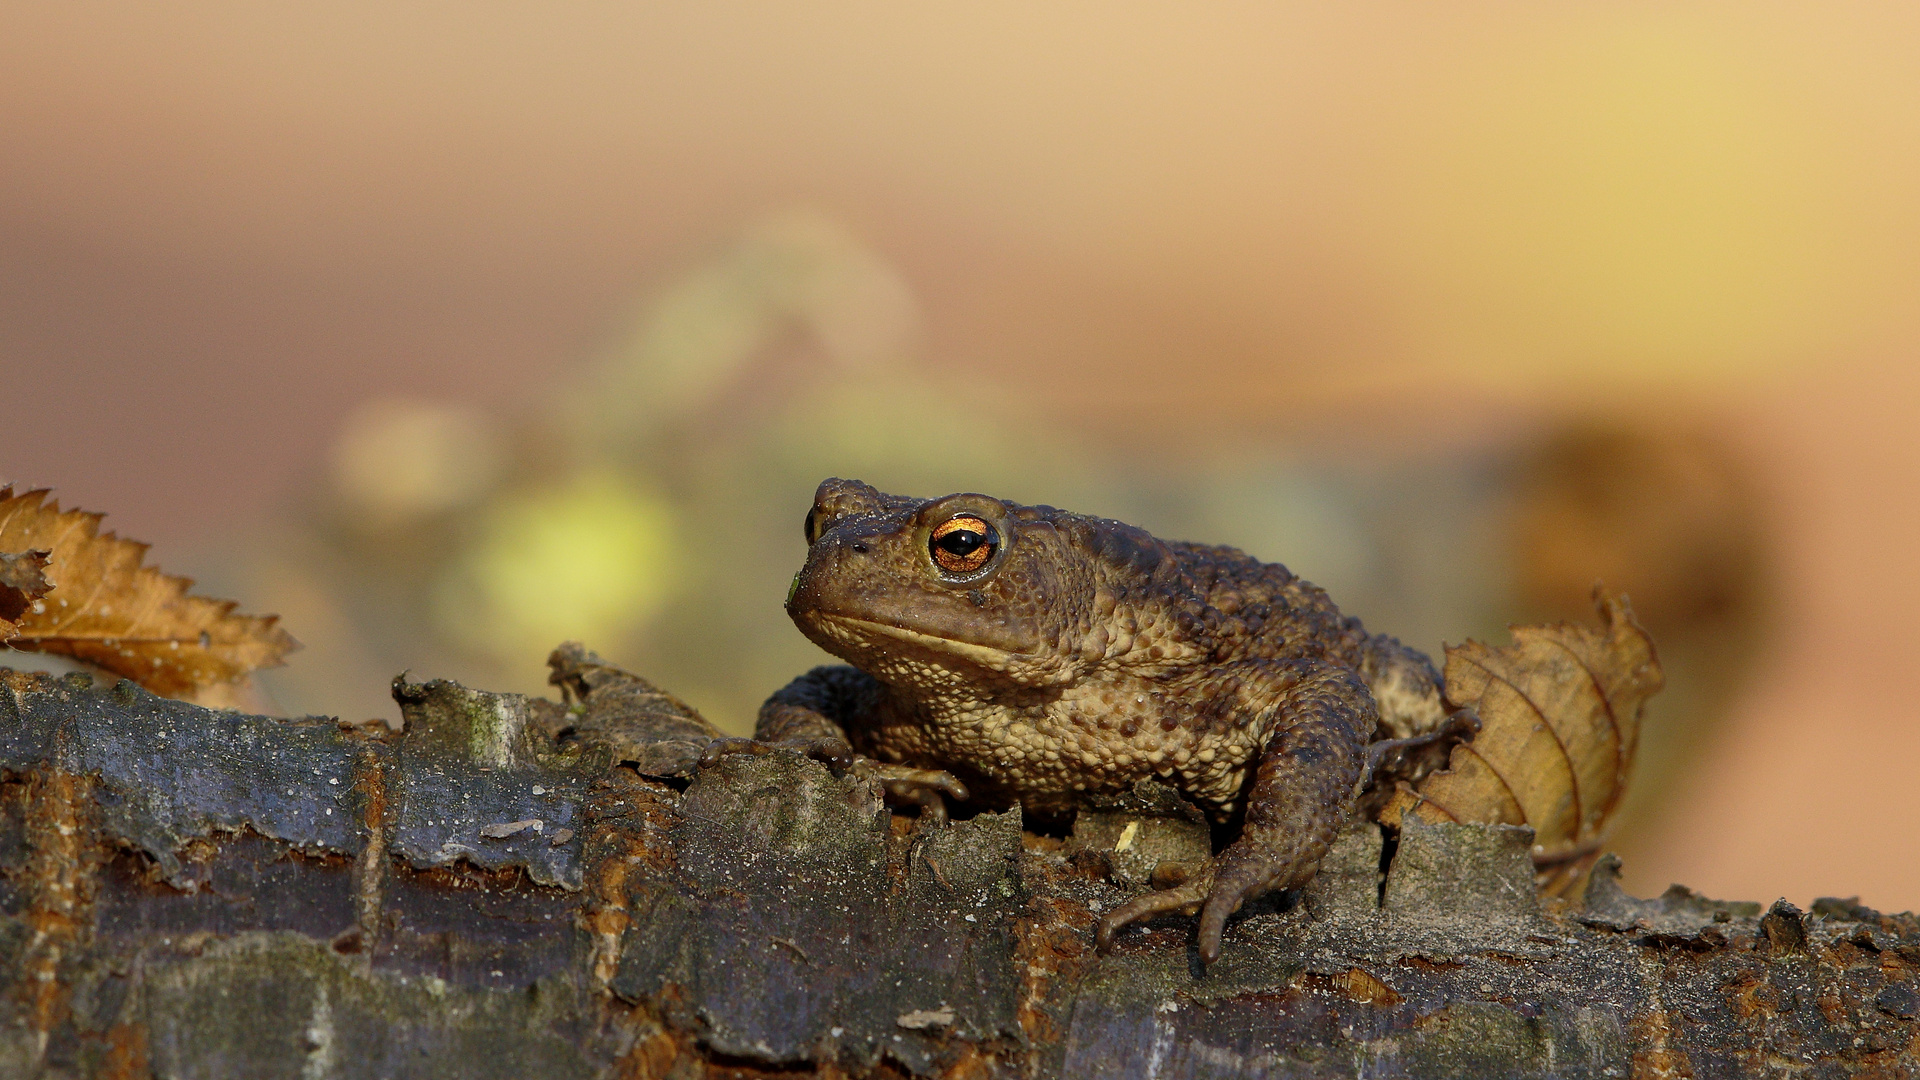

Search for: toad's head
xmin=785 ymin=478 xmax=1194 ymax=695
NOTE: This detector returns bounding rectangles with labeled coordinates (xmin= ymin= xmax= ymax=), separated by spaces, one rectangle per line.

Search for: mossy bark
xmin=0 ymin=665 xmax=1914 ymax=1079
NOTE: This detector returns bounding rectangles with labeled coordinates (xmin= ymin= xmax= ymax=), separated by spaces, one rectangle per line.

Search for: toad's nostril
xmin=850 ymin=542 xmax=869 ymax=554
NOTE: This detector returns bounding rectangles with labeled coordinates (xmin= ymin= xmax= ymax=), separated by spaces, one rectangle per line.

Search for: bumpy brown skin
xmin=752 ymin=478 xmax=1447 ymax=962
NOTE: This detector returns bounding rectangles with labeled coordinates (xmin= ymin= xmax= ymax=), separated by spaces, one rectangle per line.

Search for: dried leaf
xmin=0 ymin=486 xmax=297 ymax=696
xmin=1384 ymin=594 xmax=1663 ymax=874
xmin=0 ymin=549 xmax=52 ymax=623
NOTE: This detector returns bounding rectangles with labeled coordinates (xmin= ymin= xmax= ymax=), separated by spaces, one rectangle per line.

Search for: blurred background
xmin=3 ymin=3 xmax=1917 ymax=910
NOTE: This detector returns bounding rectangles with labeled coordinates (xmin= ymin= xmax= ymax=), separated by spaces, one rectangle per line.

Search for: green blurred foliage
xmin=244 ymin=204 xmax=1768 ymax=884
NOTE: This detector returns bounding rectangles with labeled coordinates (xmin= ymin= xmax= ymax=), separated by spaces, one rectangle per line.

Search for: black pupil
xmin=936 ymin=529 xmax=986 ymax=557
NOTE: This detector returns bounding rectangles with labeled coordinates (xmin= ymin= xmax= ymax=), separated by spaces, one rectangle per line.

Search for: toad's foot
xmin=700 ymin=739 xmax=967 ymax=823
xmin=698 ymin=735 xmax=855 ymax=774
xmin=853 ymin=760 xmax=970 ymax=825
xmin=1192 ymin=846 xmax=1302 ymax=965
xmin=1097 ymin=843 xmax=1323 ymax=964
xmin=1095 ymin=862 xmax=1216 ymax=953
xmin=1362 ymin=707 xmax=1480 ymax=784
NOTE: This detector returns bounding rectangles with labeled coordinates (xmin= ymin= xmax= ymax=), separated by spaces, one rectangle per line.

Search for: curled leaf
xmin=1382 ymin=594 xmax=1663 ymax=889
xmin=0 ymin=486 xmax=298 ymax=697
xmin=0 ymin=549 xmax=52 ymax=623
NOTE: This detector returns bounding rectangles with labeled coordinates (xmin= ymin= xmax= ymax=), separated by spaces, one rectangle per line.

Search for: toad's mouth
xmin=810 ymin=613 xmax=1035 ymax=667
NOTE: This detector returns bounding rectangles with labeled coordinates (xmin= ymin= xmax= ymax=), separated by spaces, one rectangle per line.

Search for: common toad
xmin=720 ymin=479 xmax=1456 ymax=961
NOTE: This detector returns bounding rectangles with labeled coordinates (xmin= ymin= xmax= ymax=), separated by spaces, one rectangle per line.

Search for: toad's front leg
xmin=701 ymin=664 xmax=871 ymax=771
xmin=1097 ymin=663 xmax=1374 ymax=962
xmin=705 ymin=664 xmax=968 ymax=818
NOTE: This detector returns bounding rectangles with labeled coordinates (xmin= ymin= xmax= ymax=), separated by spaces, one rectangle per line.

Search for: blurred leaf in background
xmin=237 ymin=211 xmax=1771 ymax=877
xmin=1503 ymin=419 xmax=1769 ymax=866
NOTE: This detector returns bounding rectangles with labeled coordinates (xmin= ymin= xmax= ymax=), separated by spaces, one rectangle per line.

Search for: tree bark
xmin=0 ymin=663 xmax=1915 ymax=1079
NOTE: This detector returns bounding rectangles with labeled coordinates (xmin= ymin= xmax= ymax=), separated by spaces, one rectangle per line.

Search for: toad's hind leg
xmin=1097 ymin=663 xmax=1374 ymax=962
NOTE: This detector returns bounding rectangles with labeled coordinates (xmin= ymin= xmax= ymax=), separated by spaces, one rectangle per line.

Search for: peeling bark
xmin=0 ymin=665 xmax=1914 ymax=1078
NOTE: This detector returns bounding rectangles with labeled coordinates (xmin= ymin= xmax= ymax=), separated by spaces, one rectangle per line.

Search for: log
xmin=0 ymin=663 xmax=1915 ymax=1079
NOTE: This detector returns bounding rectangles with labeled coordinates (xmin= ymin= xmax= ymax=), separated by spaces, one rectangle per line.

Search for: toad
xmin=710 ymin=479 xmax=1460 ymax=961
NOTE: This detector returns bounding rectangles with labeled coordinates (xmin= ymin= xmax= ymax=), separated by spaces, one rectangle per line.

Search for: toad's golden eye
xmin=930 ymin=515 xmax=997 ymax=574
xmin=804 ymin=507 xmax=820 ymax=544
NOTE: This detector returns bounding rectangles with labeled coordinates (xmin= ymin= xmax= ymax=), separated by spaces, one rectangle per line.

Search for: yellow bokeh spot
xmin=434 ymin=473 xmax=682 ymax=661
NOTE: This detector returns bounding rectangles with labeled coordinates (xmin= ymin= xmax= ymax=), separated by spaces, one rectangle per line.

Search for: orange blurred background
xmin=3 ymin=4 xmax=1918 ymax=911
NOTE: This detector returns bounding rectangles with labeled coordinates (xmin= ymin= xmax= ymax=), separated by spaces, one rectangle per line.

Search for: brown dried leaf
xmin=0 ymin=486 xmax=297 ymax=696
xmin=1385 ymin=594 xmax=1663 ymax=869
